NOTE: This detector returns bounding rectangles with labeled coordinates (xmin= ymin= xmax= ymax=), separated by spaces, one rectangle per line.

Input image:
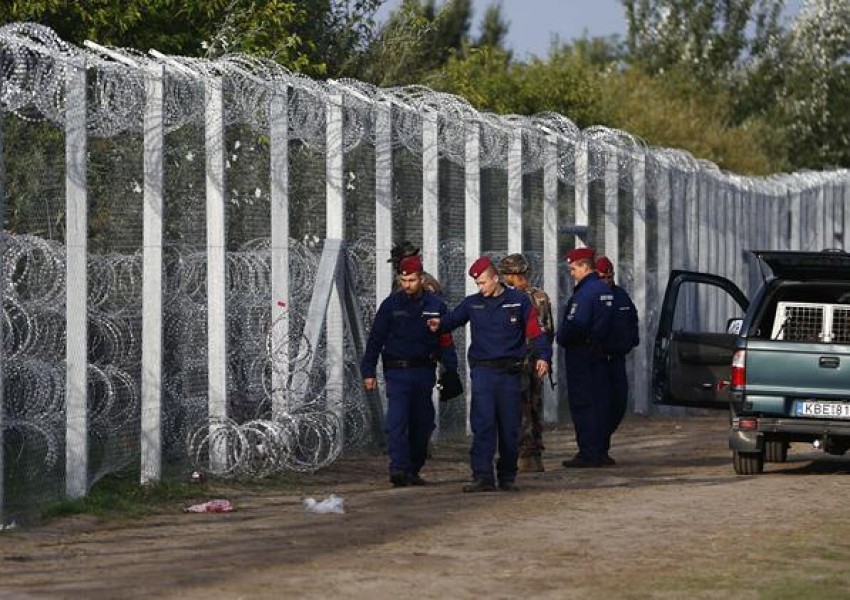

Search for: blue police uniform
xmin=361 ymin=290 xmax=458 ymax=480
xmin=440 ymin=287 xmax=552 ymax=486
xmin=556 ymin=271 xmax=614 ymax=465
xmin=600 ymin=284 xmax=639 ymax=451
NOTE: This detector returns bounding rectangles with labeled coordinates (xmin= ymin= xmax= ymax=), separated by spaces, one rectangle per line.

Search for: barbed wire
xmin=2 ymin=22 xmax=849 ymax=194
xmin=2 ymin=230 xmax=377 ymax=483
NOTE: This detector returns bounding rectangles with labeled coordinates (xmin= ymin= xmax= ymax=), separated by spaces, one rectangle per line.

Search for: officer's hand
xmin=535 ymin=359 xmax=549 ymax=379
xmin=363 ymin=378 xmax=377 ymax=390
xmin=427 ymin=318 xmax=441 ymax=332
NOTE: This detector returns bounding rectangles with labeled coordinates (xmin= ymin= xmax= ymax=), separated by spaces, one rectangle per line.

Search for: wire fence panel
xmin=2 ymin=22 xmax=850 ymax=521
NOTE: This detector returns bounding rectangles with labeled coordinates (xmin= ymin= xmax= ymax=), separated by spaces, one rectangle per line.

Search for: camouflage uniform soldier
xmin=498 ymin=253 xmax=555 ymax=473
xmin=389 ymin=241 xmax=442 ymax=296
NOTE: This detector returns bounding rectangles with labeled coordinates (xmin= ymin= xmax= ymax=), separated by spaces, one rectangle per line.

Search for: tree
xmin=775 ymin=0 xmax=850 ymax=167
xmin=475 ymin=2 xmax=509 ymax=51
xmin=356 ymin=0 xmax=475 ymax=85
xmin=427 ymin=42 xmax=613 ymax=128
xmin=622 ymin=0 xmax=786 ymax=85
xmin=598 ymin=66 xmax=786 ymax=174
xmin=0 ymin=0 xmax=382 ymax=76
xmin=621 ymin=0 xmax=850 ymax=169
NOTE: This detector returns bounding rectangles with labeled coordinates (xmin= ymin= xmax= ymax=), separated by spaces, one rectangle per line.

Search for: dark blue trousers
xmin=565 ymin=347 xmax=611 ymax=463
xmin=384 ymin=367 xmax=436 ymax=475
xmin=469 ymin=367 xmax=522 ymax=484
xmin=605 ymin=354 xmax=628 ymax=452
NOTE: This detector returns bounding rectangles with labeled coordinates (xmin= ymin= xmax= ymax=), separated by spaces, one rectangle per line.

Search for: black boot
xmin=462 ymin=478 xmax=496 ymax=493
xmin=407 ymin=473 xmax=427 ymax=486
xmin=561 ymin=456 xmax=603 ymax=469
xmin=390 ymin=471 xmax=409 ymax=487
xmin=498 ymin=480 xmax=519 ymax=492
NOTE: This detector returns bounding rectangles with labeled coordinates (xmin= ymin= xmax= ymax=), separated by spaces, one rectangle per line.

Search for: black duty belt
xmin=469 ymin=358 xmax=523 ymax=373
xmin=383 ymin=357 xmax=437 ymax=370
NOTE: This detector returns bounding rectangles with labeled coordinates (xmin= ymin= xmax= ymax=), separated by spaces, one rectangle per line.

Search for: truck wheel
xmin=824 ymin=439 xmax=849 ymax=456
xmin=733 ymin=450 xmax=764 ymax=475
xmin=764 ymin=441 xmax=789 ymax=463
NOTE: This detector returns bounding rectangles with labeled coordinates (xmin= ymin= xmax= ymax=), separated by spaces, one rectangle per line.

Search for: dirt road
xmin=3 ymin=415 xmax=850 ymax=599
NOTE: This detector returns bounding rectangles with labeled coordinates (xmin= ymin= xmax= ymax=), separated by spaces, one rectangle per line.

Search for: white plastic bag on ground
xmin=303 ymin=494 xmax=345 ymax=514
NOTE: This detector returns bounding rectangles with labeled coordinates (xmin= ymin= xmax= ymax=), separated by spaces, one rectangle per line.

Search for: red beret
xmin=595 ymin=256 xmax=614 ymax=274
xmin=468 ymin=256 xmax=493 ymax=278
xmin=566 ymin=247 xmax=595 ymax=264
xmin=398 ymin=255 xmax=423 ymax=275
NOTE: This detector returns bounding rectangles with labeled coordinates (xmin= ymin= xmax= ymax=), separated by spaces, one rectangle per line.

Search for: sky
xmin=376 ymin=0 xmax=806 ymax=60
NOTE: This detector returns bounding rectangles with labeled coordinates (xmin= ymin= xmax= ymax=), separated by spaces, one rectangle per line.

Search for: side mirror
xmin=726 ymin=318 xmax=743 ymax=335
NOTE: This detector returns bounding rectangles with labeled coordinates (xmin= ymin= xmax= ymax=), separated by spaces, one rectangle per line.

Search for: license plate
xmin=794 ymin=400 xmax=850 ymax=419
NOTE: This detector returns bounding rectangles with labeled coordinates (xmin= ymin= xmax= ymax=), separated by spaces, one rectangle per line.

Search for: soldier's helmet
xmin=498 ymin=253 xmax=529 ymax=275
xmin=388 ymin=240 xmax=420 ymax=269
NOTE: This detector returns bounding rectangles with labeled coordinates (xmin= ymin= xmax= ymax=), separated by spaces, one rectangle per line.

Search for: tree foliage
xmin=429 ymin=42 xmax=611 ymax=128
xmin=475 ymin=2 xmax=509 ymax=51
xmin=622 ymin=0 xmax=850 ymax=170
xmin=3 ymin=0 xmax=850 ymax=172
xmin=622 ymin=0 xmax=785 ymax=84
xmin=599 ymin=67 xmax=787 ymax=174
xmin=772 ymin=0 xmax=850 ymax=167
xmin=0 ymin=0 xmax=381 ymax=76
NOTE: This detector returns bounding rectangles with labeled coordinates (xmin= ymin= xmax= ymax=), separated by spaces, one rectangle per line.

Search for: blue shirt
xmin=440 ymin=286 xmax=552 ymax=363
xmin=556 ymin=272 xmax=614 ymax=349
xmin=361 ymin=290 xmax=458 ymax=379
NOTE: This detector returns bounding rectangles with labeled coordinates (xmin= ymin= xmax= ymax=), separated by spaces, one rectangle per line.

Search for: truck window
xmin=672 ymin=280 xmax=745 ymax=334
xmin=752 ymin=282 xmax=850 ymax=341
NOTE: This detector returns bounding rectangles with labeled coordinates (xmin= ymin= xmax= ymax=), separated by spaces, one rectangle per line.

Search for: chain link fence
xmin=1 ymin=22 xmax=849 ymax=522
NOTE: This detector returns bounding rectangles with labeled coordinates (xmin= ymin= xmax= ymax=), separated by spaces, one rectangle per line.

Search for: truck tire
xmin=764 ymin=440 xmax=789 ymax=463
xmin=733 ymin=450 xmax=764 ymax=475
xmin=824 ymin=438 xmax=849 ymax=456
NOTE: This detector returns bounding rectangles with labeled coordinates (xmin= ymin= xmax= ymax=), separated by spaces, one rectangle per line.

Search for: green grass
xmin=40 ymin=472 xmax=208 ymax=521
xmin=38 ymin=469 xmax=309 ymax=523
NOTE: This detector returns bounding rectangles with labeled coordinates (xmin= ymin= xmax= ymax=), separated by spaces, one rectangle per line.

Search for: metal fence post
xmin=574 ymin=138 xmax=589 ymax=248
xmin=270 ymin=85 xmax=290 ymax=418
xmin=508 ymin=128 xmax=523 ymax=253
xmin=141 ymin=65 xmax=164 ymax=484
xmin=542 ymin=135 xmax=559 ymax=422
xmin=422 ymin=111 xmax=440 ymax=278
xmin=65 ymin=58 xmax=88 ymax=499
xmin=464 ymin=121 xmax=481 ymax=434
xmin=421 ymin=110 xmax=441 ymax=438
xmin=632 ymin=151 xmax=648 ymax=414
xmin=604 ymin=145 xmax=619 ymax=262
xmin=205 ymin=77 xmax=228 ymax=470
xmin=326 ymin=92 xmax=345 ymax=439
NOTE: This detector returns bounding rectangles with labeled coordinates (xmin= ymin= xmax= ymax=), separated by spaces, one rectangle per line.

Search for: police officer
xmin=389 ymin=240 xmax=442 ymax=295
xmin=596 ymin=256 xmax=639 ymax=463
xmin=428 ymin=256 xmax=552 ymax=492
xmin=388 ymin=241 xmax=446 ymax=461
xmin=556 ymin=247 xmax=614 ymax=468
xmin=361 ymin=255 xmax=458 ymax=487
xmin=498 ymin=253 xmax=554 ymax=473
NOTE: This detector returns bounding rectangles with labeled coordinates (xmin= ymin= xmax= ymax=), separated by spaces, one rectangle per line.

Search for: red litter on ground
xmin=183 ymin=499 xmax=235 ymax=513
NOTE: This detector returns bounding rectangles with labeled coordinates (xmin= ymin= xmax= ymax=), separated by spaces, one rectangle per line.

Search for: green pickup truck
xmin=652 ymin=251 xmax=850 ymax=474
